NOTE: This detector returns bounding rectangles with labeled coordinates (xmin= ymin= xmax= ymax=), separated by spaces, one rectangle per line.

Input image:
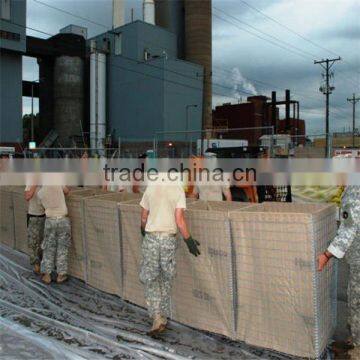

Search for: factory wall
xmin=0 ymin=51 xmax=22 ymax=143
xmin=0 ymin=0 xmax=26 ymax=53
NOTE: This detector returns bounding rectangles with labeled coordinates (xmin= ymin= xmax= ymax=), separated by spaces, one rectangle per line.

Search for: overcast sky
xmin=23 ymin=0 xmax=360 ymax=134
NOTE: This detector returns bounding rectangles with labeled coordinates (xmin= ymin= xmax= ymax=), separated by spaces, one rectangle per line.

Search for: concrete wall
xmin=0 ymin=0 xmax=26 ymax=53
xmin=0 ymin=51 xmax=22 ymax=143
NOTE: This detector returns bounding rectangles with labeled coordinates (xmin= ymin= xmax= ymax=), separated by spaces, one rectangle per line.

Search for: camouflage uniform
xmin=27 ymin=216 xmax=45 ymax=265
xmin=139 ymin=232 xmax=177 ymax=319
xmin=327 ymin=186 xmax=360 ymax=345
xmin=41 ymin=217 xmax=71 ymax=275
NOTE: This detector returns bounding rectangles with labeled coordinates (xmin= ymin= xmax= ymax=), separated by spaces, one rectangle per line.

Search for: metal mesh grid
xmin=0 ymin=187 xmax=15 ymax=248
xmin=12 ymin=188 xmax=30 ymax=255
xmin=229 ymin=202 xmax=337 ymax=358
xmin=66 ymin=188 xmax=108 ymax=280
xmin=171 ymin=201 xmax=253 ymax=339
xmin=83 ymin=193 xmax=141 ymax=296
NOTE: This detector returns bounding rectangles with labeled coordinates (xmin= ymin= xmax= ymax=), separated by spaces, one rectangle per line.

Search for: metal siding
xmin=0 ymin=0 xmax=26 ymax=53
xmin=0 ymin=52 xmax=22 ymax=142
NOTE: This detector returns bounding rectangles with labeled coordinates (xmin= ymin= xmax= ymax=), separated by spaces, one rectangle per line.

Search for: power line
xmin=347 ymin=93 xmax=360 ymax=147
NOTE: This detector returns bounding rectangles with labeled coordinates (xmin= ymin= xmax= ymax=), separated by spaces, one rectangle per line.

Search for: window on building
xmin=114 ymin=33 xmax=122 ymax=55
xmin=1 ymin=0 xmax=11 ymax=20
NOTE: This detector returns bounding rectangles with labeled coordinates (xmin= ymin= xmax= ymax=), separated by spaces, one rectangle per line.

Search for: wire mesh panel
xmin=66 ymin=188 xmax=107 ymax=280
xmin=0 ymin=186 xmax=15 ymax=248
xmin=12 ymin=187 xmax=30 ymax=255
xmin=229 ymin=202 xmax=337 ymax=358
xmin=171 ymin=201 xmax=253 ymax=339
xmin=118 ymin=202 xmax=146 ymax=308
xmin=84 ymin=193 xmax=141 ymax=296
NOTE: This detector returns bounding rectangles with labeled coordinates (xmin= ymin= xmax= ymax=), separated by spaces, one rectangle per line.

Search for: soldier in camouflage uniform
xmin=37 ymin=186 xmax=71 ymax=285
xmin=140 ymin=184 xmax=200 ymax=336
xmin=318 ymin=186 xmax=360 ymax=349
xmin=25 ymin=185 xmax=45 ymax=274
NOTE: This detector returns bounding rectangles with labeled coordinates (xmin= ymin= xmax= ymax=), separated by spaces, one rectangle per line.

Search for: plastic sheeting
xmin=229 ymin=203 xmax=337 ymax=358
xmin=0 ymin=243 xmax=288 ymax=360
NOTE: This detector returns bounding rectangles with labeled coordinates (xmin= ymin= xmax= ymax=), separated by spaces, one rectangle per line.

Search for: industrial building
xmin=212 ymin=90 xmax=306 ymax=145
xmin=0 ymin=0 xmax=213 ymax=153
xmin=0 ymin=0 xmax=26 ymax=145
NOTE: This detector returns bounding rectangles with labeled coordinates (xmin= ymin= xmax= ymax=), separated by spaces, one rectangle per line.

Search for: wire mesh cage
xmin=229 ymin=202 xmax=337 ymax=358
xmin=0 ymin=186 xmax=16 ymax=249
xmin=65 ymin=187 xmax=108 ymax=280
xmin=83 ymin=192 xmax=141 ymax=296
xmin=171 ymin=201 xmax=255 ymax=338
xmin=11 ymin=186 xmax=30 ymax=255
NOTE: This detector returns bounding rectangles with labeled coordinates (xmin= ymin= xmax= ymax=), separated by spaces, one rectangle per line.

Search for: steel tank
xmin=53 ymin=55 xmax=84 ymax=147
xmin=184 ymin=0 xmax=212 ymax=133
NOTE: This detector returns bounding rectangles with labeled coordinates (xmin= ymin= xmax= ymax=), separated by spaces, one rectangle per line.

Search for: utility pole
xmin=314 ymin=57 xmax=341 ymax=157
xmin=347 ymin=93 xmax=360 ymax=148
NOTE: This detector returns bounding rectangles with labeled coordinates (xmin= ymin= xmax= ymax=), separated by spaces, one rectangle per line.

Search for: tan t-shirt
xmin=194 ymin=184 xmax=230 ymax=201
xmin=37 ymin=186 xmax=68 ymax=218
xmin=25 ymin=186 xmax=45 ymax=216
xmin=140 ymin=185 xmax=186 ymax=234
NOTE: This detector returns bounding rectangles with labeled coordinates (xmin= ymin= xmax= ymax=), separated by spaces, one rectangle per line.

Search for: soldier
xmin=318 ymin=186 xmax=360 ymax=354
xmin=37 ymin=186 xmax=71 ymax=284
xmin=140 ymin=183 xmax=200 ymax=336
xmin=24 ymin=185 xmax=45 ymax=274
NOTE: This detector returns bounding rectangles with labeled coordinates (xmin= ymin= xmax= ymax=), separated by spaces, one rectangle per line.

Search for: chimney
xmin=285 ymin=89 xmax=290 ymax=130
xmin=113 ymin=0 xmax=125 ymax=29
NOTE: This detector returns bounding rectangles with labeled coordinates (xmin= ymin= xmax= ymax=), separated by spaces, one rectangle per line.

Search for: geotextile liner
xmin=11 ymin=187 xmax=30 ymax=255
xmin=229 ymin=202 xmax=337 ymax=358
xmin=83 ymin=192 xmax=141 ymax=296
xmin=65 ymin=188 xmax=108 ymax=280
xmin=171 ymin=200 xmax=254 ymax=339
xmin=0 ymin=186 xmax=15 ymax=249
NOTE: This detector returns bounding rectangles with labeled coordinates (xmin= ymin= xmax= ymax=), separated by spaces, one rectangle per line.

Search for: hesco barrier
xmin=0 ymin=187 xmax=15 ymax=249
xmin=118 ymin=198 xmax=199 ymax=309
xmin=171 ymin=201 xmax=254 ymax=339
xmin=83 ymin=192 xmax=141 ymax=296
xmin=229 ymin=203 xmax=337 ymax=358
xmin=12 ymin=187 xmax=30 ymax=255
xmin=65 ymin=188 xmax=108 ymax=280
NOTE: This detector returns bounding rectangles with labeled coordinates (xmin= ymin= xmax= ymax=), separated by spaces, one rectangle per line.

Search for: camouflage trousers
xmin=27 ymin=216 xmax=45 ymax=265
xmin=348 ymin=264 xmax=360 ymax=345
xmin=139 ymin=232 xmax=177 ymax=319
xmin=41 ymin=217 xmax=71 ymax=275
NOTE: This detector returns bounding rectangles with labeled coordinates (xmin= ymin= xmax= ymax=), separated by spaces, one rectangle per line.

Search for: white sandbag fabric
xmin=171 ymin=201 xmax=254 ymax=339
xmin=118 ymin=201 xmax=146 ymax=308
xmin=0 ymin=187 xmax=15 ymax=248
xmin=12 ymin=187 xmax=30 ymax=255
xmin=83 ymin=193 xmax=140 ymax=296
xmin=66 ymin=188 xmax=107 ymax=280
xmin=229 ymin=202 xmax=337 ymax=358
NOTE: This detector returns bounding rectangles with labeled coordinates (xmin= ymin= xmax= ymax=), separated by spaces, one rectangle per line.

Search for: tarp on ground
xmin=83 ymin=192 xmax=141 ymax=296
xmin=229 ymin=202 xmax=337 ymax=358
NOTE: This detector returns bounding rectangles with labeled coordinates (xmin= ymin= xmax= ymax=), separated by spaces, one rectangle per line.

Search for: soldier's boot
xmin=147 ymin=315 xmax=167 ymax=336
xmin=349 ymin=345 xmax=360 ymax=359
xmin=42 ymin=273 xmax=52 ymax=285
xmin=33 ymin=263 xmax=41 ymax=275
xmin=56 ymin=274 xmax=68 ymax=284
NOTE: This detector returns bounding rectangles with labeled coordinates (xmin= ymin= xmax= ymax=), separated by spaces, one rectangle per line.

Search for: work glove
xmin=141 ymin=227 xmax=146 ymax=237
xmin=184 ymin=236 xmax=200 ymax=257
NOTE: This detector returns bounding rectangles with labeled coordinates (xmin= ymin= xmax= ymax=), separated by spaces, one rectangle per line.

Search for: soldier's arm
xmin=175 ymin=208 xmax=190 ymax=239
xmin=140 ymin=207 xmax=149 ymax=234
xmin=24 ymin=185 xmax=37 ymax=201
xmin=327 ymin=221 xmax=357 ymax=259
xmin=63 ymin=186 xmax=70 ymax=196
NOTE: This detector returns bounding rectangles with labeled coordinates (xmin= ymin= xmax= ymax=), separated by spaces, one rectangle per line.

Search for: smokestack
xmin=285 ymin=89 xmax=290 ymax=130
xmin=184 ymin=0 xmax=212 ymax=135
xmin=271 ymin=91 xmax=277 ymax=131
xmin=113 ymin=0 xmax=125 ymax=29
xmin=155 ymin=0 xmax=185 ymax=58
xmin=143 ymin=0 xmax=155 ymax=25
